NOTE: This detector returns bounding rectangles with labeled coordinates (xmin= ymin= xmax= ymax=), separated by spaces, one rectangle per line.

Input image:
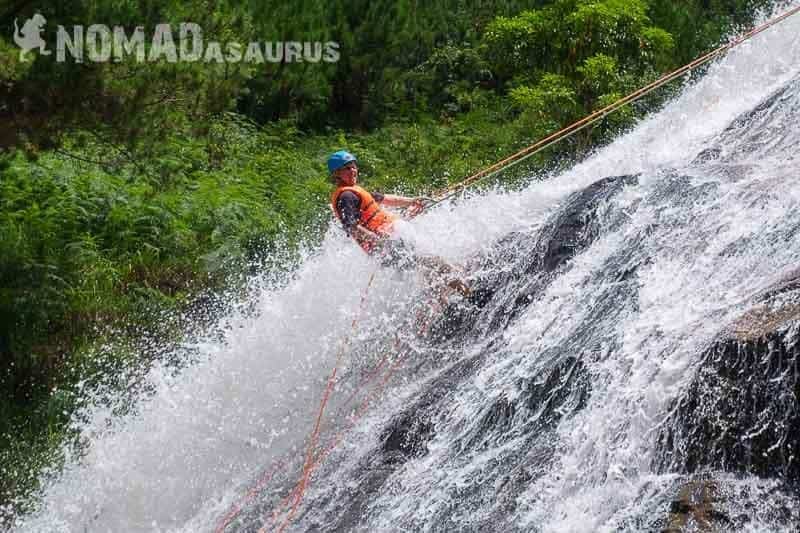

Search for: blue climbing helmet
xmin=327 ymin=150 xmax=357 ymax=174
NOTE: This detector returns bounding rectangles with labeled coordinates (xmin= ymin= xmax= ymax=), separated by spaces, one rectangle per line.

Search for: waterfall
xmin=15 ymin=5 xmax=800 ymax=532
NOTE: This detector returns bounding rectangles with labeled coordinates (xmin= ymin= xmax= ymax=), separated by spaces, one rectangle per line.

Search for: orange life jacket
xmin=331 ymin=185 xmax=396 ymax=253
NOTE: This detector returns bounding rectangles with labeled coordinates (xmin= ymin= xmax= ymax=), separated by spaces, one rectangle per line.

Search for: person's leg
xmin=415 ymin=255 xmax=472 ymax=297
xmin=375 ymin=238 xmax=417 ymax=271
xmin=375 ymin=238 xmax=471 ymax=297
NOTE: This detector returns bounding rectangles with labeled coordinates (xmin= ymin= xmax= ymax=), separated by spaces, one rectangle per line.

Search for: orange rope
xmin=258 ymin=351 xmax=394 ymax=531
xmin=266 ymin=271 xmax=378 ymax=532
xmin=214 ymin=459 xmax=286 ymax=533
xmin=260 ymin=302 xmax=437 ymax=532
xmin=214 ymin=337 xmax=398 ymax=532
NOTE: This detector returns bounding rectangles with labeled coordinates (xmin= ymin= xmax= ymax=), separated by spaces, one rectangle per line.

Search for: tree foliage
xmin=485 ymin=0 xmax=675 ymax=144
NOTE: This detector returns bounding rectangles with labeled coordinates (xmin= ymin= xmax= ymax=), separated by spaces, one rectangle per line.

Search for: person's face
xmin=334 ymin=162 xmax=358 ymax=186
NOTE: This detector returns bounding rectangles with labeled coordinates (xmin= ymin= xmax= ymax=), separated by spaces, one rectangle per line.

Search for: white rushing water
xmin=15 ymin=4 xmax=800 ymax=532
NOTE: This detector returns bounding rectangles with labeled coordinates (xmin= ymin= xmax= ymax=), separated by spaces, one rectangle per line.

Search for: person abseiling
xmin=328 ymin=150 xmax=470 ymax=294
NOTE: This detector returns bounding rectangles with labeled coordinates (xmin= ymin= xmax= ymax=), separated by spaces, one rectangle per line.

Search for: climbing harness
xmin=215 ymin=5 xmax=800 ymax=531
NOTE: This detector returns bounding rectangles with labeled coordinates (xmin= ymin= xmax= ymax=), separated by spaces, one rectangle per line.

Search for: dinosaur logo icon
xmin=13 ymin=13 xmax=51 ymax=61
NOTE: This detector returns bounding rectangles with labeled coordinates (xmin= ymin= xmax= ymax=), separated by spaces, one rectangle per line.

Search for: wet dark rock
xmin=704 ymin=76 xmax=800 ymax=164
xmin=498 ymin=175 xmax=637 ymax=322
xmin=540 ymin=175 xmax=638 ymax=273
xmin=435 ymin=355 xmax=590 ymax=531
xmin=301 ymin=452 xmax=398 ymax=533
xmin=299 ymin=349 xmax=494 ymax=532
xmin=319 ymin=308 xmax=594 ymax=532
xmin=657 ymin=273 xmax=800 ymax=483
xmin=432 ymin=174 xmax=639 ymax=341
xmin=523 ymin=354 xmax=588 ymax=420
xmin=379 ymin=348 xmax=490 ymax=461
xmin=655 ymin=477 xmax=798 ymax=533
xmin=480 ymin=395 xmax=516 ymax=433
xmin=692 ymin=147 xmax=722 ymax=164
xmin=661 ymin=479 xmax=729 ymax=532
xmin=366 ymin=171 xmax=643 ymax=531
xmin=382 ymin=416 xmax=434 ymax=464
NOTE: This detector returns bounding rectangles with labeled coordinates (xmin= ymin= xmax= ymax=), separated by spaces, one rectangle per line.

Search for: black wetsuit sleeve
xmin=372 ymin=192 xmax=385 ymax=203
xmin=336 ymin=191 xmax=361 ymax=235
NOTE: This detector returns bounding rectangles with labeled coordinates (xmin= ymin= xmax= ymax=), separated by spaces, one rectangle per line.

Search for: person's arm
xmin=336 ymin=191 xmax=362 ymax=236
xmin=377 ymin=193 xmax=433 ymax=217
xmin=379 ymin=194 xmax=417 ymax=208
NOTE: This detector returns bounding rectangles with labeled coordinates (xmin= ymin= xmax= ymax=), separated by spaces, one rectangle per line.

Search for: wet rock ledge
xmin=657 ymin=269 xmax=800 ymax=531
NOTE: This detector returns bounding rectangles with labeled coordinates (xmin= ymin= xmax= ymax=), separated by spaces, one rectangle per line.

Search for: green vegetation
xmin=0 ymin=0 xmax=771 ymax=515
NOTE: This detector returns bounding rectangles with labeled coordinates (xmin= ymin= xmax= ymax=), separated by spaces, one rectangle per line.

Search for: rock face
xmin=656 ymin=272 xmax=800 ymax=530
xmin=649 ymin=82 xmax=800 ymax=533
xmin=658 ymin=273 xmax=800 ymax=481
xmin=662 ymin=480 xmax=727 ymax=533
xmin=429 ymin=174 xmax=638 ymax=341
xmin=651 ymin=476 xmax=797 ymax=533
xmin=258 ymin=157 xmax=796 ymax=531
xmin=386 ymin=175 xmax=637 ymax=464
